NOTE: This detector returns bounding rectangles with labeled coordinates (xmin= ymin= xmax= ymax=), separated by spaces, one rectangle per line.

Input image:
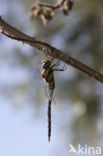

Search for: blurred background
xmin=0 ymin=0 xmax=103 ymax=156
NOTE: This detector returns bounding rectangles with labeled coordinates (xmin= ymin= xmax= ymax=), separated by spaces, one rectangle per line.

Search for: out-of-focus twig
xmin=0 ymin=17 xmax=103 ymax=83
xmin=29 ymin=0 xmax=74 ymax=25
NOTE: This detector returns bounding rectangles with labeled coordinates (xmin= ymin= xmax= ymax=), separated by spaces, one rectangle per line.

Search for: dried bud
xmin=40 ymin=8 xmax=54 ymax=25
xmin=65 ymin=0 xmax=74 ymax=11
xmin=61 ymin=7 xmax=68 ymax=15
xmin=40 ymin=14 xmax=48 ymax=25
xmin=43 ymin=8 xmax=54 ymax=20
xmin=61 ymin=0 xmax=74 ymax=15
xmin=29 ymin=1 xmax=43 ymax=19
xmin=68 ymin=0 xmax=74 ymax=10
xmin=33 ymin=7 xmax=42 ymax=16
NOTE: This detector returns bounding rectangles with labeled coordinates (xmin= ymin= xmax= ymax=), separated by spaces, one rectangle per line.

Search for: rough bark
xmin=0 ymin=17 xmax=103 ymax=83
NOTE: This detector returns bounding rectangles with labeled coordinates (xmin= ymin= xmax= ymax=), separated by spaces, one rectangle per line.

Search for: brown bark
xmin=0 ymin=17 xmax=103 ymax=83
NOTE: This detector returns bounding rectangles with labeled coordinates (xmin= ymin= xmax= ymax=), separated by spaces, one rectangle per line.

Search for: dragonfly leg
xmin=51 ymin=59 xmax=60 ymax=68
xmin=53 ymin=63 xmax=67 ymax=71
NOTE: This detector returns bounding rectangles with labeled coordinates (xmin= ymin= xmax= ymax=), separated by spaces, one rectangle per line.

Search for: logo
xmin=68 ymin=144 xmax=102 ymax=155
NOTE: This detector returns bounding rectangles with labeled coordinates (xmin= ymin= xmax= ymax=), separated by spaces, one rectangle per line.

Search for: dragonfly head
xmin=41 ymin=59 xmax=51 ymax=69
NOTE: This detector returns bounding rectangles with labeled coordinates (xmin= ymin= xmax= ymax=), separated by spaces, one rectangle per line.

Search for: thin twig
xmin=0 ymin=17 xmax=103 ymax=83
xmin=35 ymin=0 xmax=66 ymax=9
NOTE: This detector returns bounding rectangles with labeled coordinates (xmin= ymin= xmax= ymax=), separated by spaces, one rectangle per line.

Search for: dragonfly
xmin=39 ymin=59 xmax=67 ymax=141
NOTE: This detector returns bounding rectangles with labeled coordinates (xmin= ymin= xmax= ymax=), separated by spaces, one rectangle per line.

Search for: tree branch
xmin=0 ymin=17 xmax=103 ymax=83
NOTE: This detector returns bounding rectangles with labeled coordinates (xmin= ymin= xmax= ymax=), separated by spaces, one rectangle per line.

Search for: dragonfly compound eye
xmin=42 ymin=60 xmax=51 ymax=68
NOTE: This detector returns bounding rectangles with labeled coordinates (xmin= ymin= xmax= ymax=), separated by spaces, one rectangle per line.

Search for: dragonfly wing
xmin=37 ymin=68 xmax=51 ymax=100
